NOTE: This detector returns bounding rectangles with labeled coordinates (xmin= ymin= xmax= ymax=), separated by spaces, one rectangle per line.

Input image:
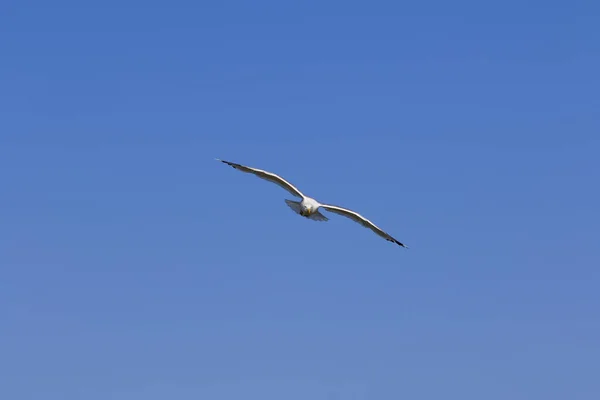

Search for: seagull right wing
xmin=320 ymin=203 xmax=408 ymax=248
xmin=217 ymin=159 xmax=305 ymax=199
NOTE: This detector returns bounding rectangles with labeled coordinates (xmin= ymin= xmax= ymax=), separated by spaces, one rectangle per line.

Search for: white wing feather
xmin=320 ymin=204 xmax=408 ymax=248
xmin=217 ymin=159 xmax=304 ymax=198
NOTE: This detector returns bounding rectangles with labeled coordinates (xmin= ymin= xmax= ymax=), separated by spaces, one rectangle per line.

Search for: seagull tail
xmin=284 ymin=199 xmax=302 ymax=215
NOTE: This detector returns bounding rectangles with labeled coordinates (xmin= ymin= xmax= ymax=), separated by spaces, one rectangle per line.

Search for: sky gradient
xmin=1 ymin=1 xmax=599 ymax=399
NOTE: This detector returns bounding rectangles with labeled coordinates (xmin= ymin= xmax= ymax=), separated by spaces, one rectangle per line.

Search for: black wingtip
xmin=395 ymin=239 xmax=409 ymax=249
xmin=216 ymin=158 xmax=234 ymax=167
xmin=386 ymin=237 xmax=408 ymax=248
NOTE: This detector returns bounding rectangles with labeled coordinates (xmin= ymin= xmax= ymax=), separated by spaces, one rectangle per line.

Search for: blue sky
xmin=1 ymin=1 xmax=599 ymax=399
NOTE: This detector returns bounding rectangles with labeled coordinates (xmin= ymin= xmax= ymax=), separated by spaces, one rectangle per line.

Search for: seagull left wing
xmin=320 ymin=204 xmax=408 ymax=248
xmin=217 ymin=159 xmax=305 ymax=199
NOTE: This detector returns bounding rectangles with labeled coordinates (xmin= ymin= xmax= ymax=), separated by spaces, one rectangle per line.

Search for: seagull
xmin=216 ymin=159 xmax=408 ymax=248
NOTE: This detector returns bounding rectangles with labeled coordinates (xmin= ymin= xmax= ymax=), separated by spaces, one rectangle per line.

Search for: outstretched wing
xmin=217 ymin=159 xmax=304 ymax=198
xmin=320 ymin=204 xmax=408 ymax=248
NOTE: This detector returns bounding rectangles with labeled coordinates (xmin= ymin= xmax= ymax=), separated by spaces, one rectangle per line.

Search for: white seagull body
xmin=216 ymin=159 xmax=408 ymax=248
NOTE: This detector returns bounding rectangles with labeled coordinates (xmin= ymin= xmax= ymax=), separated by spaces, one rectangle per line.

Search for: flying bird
xmin=216 ymin=159 xmax=408 ymax=248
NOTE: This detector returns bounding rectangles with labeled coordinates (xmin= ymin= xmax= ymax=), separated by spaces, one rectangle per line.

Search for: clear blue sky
xmin=1 ymin=1 xmax=599 ymax=399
